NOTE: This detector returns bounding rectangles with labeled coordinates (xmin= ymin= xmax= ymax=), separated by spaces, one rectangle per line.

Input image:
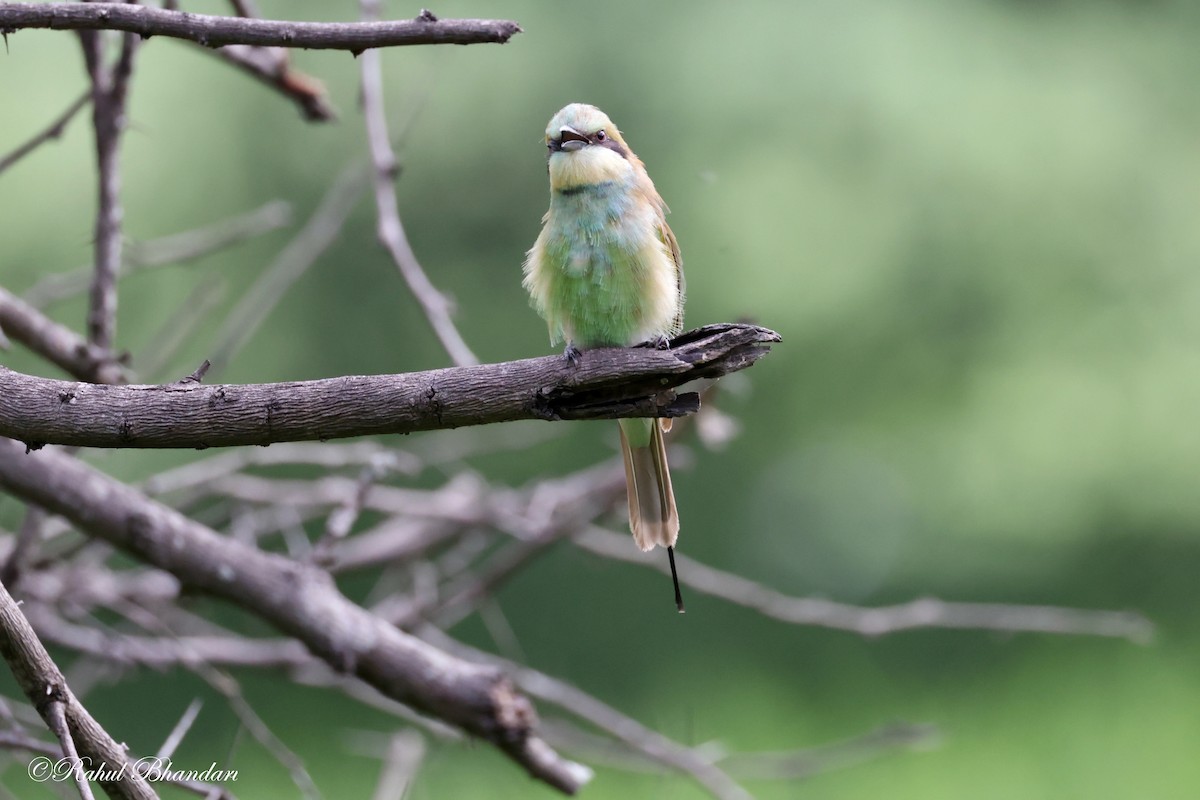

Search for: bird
xmin=523 ymin=103 xmax=687 ymax=612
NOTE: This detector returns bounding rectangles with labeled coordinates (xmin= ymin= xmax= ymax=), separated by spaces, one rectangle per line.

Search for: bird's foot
xmin=650 ymin=334 xmax=671 ymax=351
xmin=562 ymin=343 xmax=582 ymax=366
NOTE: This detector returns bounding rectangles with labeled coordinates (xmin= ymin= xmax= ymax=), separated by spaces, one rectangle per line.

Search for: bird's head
xmin=544 ymin=103 xmax=640 ymax=192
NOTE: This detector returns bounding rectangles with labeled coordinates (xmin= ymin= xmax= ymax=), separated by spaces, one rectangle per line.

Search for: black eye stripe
xmin=596 ymin=138 xmax=628 ymax=159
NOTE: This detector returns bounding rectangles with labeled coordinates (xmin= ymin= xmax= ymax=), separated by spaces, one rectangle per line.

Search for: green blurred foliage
xmin=2 ymin=0 xmax=1200 ymax=797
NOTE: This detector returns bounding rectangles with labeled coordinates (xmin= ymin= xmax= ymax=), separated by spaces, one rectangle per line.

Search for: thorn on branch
xmin=175 ymin=359 xmax=212 ymax=385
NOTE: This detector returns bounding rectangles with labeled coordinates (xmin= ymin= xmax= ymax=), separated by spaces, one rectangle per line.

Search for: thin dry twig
xmin=717 ymin=722 xmax=938 ymax=780
xmin=0 ymin=286 xmax=128 ymax=384
xmin=0 ymin=683 xmax=233 ymax=799
xmin=201 ymin=0 xmax=335 ymax=120
xmin=0 ymin=580 xmax=157 ymax=799
xmin=0 ymin=505 xmax=46 ymax=588
xmin=45 ymin=700 xmax=95 ymax=800
xmin=25 ymin=604 xmax=464 ymax=745
xmin=573 ymin=526 xmax=1154 ymax=641
xmin=393 ymin=464 xmax=627 ymax=629
xmin=0 ymin=4 xmax=523 ymax=50
xmin=369 ymin=731 xmax=425 ymax=800
xmin=23 ymin=201 xmax=292 ymax=309
xmin=359 ymin=0 xmax=477 ymax=367
xmin=210 ymin=44 xmax=336 ymax=121
xmin=141 ymin=441 xmax=419 ymax=496
xmin=81 ymin=24 xmax=139 ymax=353
xmin=311 ymin=457 xmax=394 ymax=565
xmin=420 ymin=627 xmax=745 ymax=800
xmin=136 ymin=277 xmax=226 ymax=382
xmin=155 ymin=699 xmax=203 ymax=761
xmin=0 ymin=89 xmax=90 ymax=175
xmin=115 ymin=601 xmax=319 ymax=800
xmin=207 ymin=165 xmax=366 ymax=373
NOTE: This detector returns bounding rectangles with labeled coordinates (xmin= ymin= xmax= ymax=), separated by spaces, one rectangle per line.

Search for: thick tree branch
xmin=0 ymin=579 xmax=158 ymax=799
xmin=0 ymin=437 xmax=591 ymax=794
xmin=0 ymin=323 xmax=780 ymax=449
xmin=0 ymin=5 xmax=523 ymax=51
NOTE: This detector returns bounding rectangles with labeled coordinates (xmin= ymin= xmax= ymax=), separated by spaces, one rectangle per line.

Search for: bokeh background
xmin=2 ymin=0 xmax=1199 ymax=797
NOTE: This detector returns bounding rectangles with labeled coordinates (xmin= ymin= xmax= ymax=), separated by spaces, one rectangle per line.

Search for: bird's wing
xmin=658 ymin=217 xmax=685 ymax=337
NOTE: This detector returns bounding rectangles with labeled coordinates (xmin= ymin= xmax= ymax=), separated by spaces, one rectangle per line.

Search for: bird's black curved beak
xmin=552 ymin=126 xmax=590 ymax=152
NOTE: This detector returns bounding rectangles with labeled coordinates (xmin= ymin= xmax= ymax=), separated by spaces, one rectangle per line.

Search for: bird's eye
xmin=595 ymin=130 xmax=607 ymax=141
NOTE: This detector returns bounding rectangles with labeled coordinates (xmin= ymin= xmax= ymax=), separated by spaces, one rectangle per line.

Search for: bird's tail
xmin=618 ymin=418 xmax=679 ymax=551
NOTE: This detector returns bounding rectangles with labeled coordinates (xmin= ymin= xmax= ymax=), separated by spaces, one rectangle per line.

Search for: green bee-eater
xmin=523 ymin=103 xmax=686 ymax=611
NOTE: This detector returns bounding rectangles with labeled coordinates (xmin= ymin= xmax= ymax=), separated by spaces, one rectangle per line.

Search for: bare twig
xmin=201 ymin=0 xmax=335 ymax=120
xmin=311 ymin=458 xmax=394 ymax=564
xmin=0 ymin=89 xmax=90 ymax=175
xmin=0 ymin=505 xmax=46 ymax=588
xmin=573 ymin=527 xmax=1154 ymax=641
xmin=114 ymin=600 xmax=319 ymax=800
xmin=421 ymin=627 xmax=744 ymax=800
xmin=45 ymin=700 xmax=95 ymax=800
xmin=206 ymin=44 xmax=336 ymax=121
xmin=23 ymin=201 xmax=291 ymax=309
xmin=0 ymin=728 xmax=61 ymax=759
xmin=136 ymin=278 xmax=226 ymax=382
xmin=0 ymin=286 xmax=128 ymax=384
xmin=396 ymin=465 xmax=627 ymax=629
xmin=0 ymin=323 xmax=779 ymax=448
xmin=0 ymin=5 xmax=523 ymax=50
xmin=207 ymin=165 xmax=366 ymax=373
xmin=0 ymin=438 xmax=592 ymax=794
xmin=0 ymin=580 xmax=157 ymax=799
xmin=155 ymin=699 xmax=203 ymax=760
xmin=82 ymin=25 xmax=139 ymax=353
xmin=359 ymin=0 xmax=477 ymax=367
xmin=717 ymin=722 xmax=938 ymax=780
xmin=27 ymin=608 xmax=308 ymax=669
xmin=369 ymin=731 xmax=425 ymax=800
xmin=0 ymin=685 xmax=233 ymax=799
xmin=141 ymin=441 xmax=419 ymax=496
xmin=26 ymin=606 xmax=464 ymax=744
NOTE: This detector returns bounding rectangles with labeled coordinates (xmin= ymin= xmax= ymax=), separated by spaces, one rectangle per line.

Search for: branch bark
xmin=0 ymin=4 xmax=522 ymax=51
xmin=0 ymin=437 xmax=591 ymax=794
xmin=81 ymin=22 xmax=139 ymax=354
xmin=0 ymin=579 xmax=158 ymax=799
xmin=0 ymin=323 xmax=780 ymax=449
xmin=359 ymin=0 xmax=478 ymax=367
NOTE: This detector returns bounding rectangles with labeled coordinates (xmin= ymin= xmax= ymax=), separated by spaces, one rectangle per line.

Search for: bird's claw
xmin=651 ymin=334 xmax=671 ymax=351
xmin=562 ymin=343 xmax=582 ymax=366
